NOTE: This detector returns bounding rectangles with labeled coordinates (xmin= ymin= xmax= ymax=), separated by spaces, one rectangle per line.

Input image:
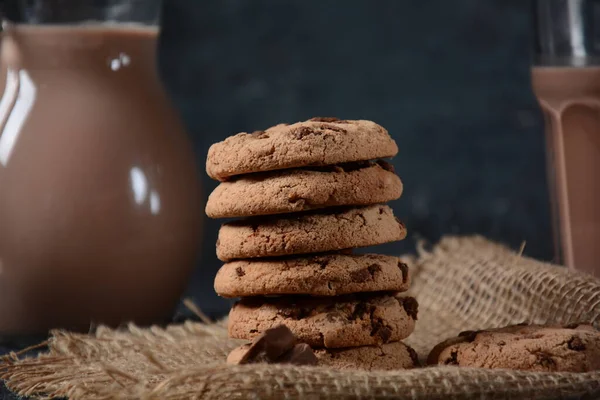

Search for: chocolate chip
xmin=537 ymin=352 xmax=556 ymax=369
xmin=401 ymin=297 xmax=419 ymax=320
xmin=458 ymin=330 xmax=479 ymax=342
xmin=407 ymin=346 xmax=420 ymax=366
xmin=568 ymin=336 xmax=586 ymax=351
xmin=277 ymin=343 xmax=318 ymax=366
xmin=235 ymin=267 xmax=245 ymax=277
xmin=351 ymin=302 xmax=369 ymax=320
xmin=292 ymin=126 xmax=318 ymax=139
xmin=349 ymin=268 xmax=371 ymax=283
xmin=310 ymin=117 xmax=340 ymax=122
xmin=321 ymin=124 xmax=347 ymax=134
xmin=398 ymin=262 xmax=409 ymax=283
xmin=444 ymin=350 xmax=459 ymax=365
xmin=228 ymin=325 xmax=297 ymax=365
xmin=395 ymin=217 xmax=405 ymax=229
xmin=367 ymin=263 xmax=381 ymax=277
xmin=314 ymin=258 xmax=329 ymax=269
xmin=373 ymin=324 xmax=392 ymax=343
xmin=250 ymin=130 xmax=269 ymax=139
xmin=278 ymin=307 xmax=311 ymax=320
xmin=376 ymin=160 xmax=395 ymax=172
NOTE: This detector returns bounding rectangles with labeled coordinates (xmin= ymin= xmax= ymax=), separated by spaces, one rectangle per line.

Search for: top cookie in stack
xmin=206 ymin=117 xmax=418 ymax=371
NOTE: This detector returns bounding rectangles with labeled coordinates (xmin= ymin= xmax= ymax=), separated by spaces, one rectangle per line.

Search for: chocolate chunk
xmin=367 ymin=263 xmax=381 ymax=277
xmin=351 ymin=302 xmax=369 ymax=320
xmin=277 ymin=343 xmax=318 ymax=366
xmin=228 ymin=325 xmax=297 ymax=365
xmin=400 ymin=297 xmax=419 ymax=320
xmin=314 ymin=258 xmax=329 ymax=269
xmin=445 ymin=350 xmax=459 ymax=365
xmin=292 ymin=126 xmax=317 ymax=139
xmin=407 ymin=346 xmax=420 ymax=366
xmin=568 ymin=336 xmax=586 ymax=351
xmin=321 ymin=124 xmax=347 ymax=133
xmin=310 ymin=117 xmax=340 ymax=122
xmin=395 ymin=217 xmax=405 ymax=229
xmin=537 ymin=352 xmax=556 ymax=369
xmin=250 ymin=130 xmax=269 ymax=139
xmin=398 ymin=262 xmax=409 ymax=283
xmin=349 ymin=268 xmax=371 ymax=283
xmin=458 ymin=330 xmax=479 ymax=342
xmin=372 ymin=324 xmax=392 ymax=343
xmin=235 ymin=267 xmax=245 ymax=277
xmin=376 ymin=159 xmax=395 ymax=172
xmin=348 ymin=265 xmax=380 ymax=283
xmin=278 ymin=307 xmax=311 ymax=320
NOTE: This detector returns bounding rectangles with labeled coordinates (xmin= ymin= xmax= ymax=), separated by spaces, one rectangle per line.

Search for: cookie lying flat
xmin=206 ymin=117 xmax=398 ymax=181
xmin=206 ymin=160 xmax=402 ymax=218
xmin=216 ymin=205 xmax=406 ymax=261
xmin=315 ymin=342 xmax=419 ymax=371
xmin=427 ymin=323 xmax=600 ymax=372
xmin=228 ymin=294 xmax=418 ymax=348
xmin=214 ymin=254 xmax=410 ymax=297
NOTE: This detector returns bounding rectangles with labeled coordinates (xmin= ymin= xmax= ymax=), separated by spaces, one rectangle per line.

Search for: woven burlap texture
xmin=2 ymin=235 xmax=600 ymax=400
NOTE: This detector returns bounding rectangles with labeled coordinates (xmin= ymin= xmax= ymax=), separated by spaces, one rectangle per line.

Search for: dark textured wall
xmin=158 ymin=0 xmax=551 ymax=317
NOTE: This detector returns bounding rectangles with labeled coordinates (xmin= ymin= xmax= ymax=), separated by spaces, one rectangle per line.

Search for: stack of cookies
xmin=206 ymin=117 xmax=419 ymax=370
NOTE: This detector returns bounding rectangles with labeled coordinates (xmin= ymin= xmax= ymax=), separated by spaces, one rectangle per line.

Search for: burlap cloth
xmin=2 ymin=235 xmax=600 ymax=399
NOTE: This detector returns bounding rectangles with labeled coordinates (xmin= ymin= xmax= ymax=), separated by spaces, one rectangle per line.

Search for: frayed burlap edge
xmin=2 ymin=235 xmax=600 ymax=400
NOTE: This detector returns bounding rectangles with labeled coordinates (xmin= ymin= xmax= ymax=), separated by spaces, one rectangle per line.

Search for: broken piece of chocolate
xmin=277 ymin=343 xmax=318 ymax=366
xmin=227 ymin=324 xmax=317 ymax=366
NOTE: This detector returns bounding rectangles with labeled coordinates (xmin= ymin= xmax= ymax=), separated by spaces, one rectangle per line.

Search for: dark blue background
xmin=159 ymin=0 xmax=552 ymax=317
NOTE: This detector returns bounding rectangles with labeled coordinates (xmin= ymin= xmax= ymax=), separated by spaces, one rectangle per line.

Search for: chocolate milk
xmin=0 ymin=24 xmax=202 ymax=334
xmin=532 ymin=67 xmax=600 ymax=276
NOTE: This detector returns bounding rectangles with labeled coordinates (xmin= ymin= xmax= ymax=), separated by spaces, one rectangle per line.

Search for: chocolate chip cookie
xmin=228 ymin=294 xmax=418 ymax=348
xmin=216 ymin=205 xmax=407 ymax=261
xmin=427 ymin=323 xmax=600 ymax=372
xmin=206 ymin=117 xmax=398 ymax=181
xmin=214 ymin=253 xmax=410 ymax=297
xmin=206 ymin=160 xmax=402 ymax=218
xmin=315 ymin=342 xmax=419 ymax=370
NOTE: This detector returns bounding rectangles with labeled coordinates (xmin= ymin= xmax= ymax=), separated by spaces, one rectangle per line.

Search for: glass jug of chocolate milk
xmin=532 ymin=0 xmax=600 ymax=276
xmin=0 ymin=1 xmax=202 ymax=335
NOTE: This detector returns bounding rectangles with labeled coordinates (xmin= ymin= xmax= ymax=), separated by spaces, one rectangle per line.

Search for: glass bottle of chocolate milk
xmin=532 ymin=0 xmax=600 ymax=276
xmin=0 ymin=1 xmax=202 ymax=334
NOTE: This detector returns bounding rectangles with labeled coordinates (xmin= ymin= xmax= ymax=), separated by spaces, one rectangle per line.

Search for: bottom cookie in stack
xmin=315 ymin=341 xmax=419 ymax=370
xmin=217 ymin=254 xmax=419 ymax=370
